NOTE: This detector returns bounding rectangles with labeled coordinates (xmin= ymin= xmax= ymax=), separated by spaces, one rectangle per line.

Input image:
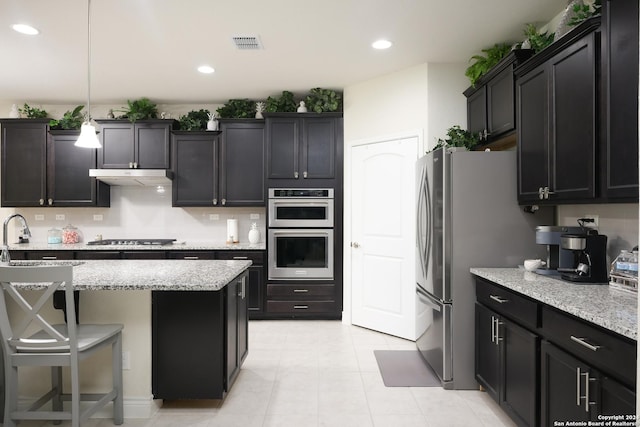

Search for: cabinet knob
xmin=129 ymin=162 xmax=133 ymax=168
xmin=303 ymin=171 xmax=308 ymax=179
xmin=294 ymin=171 xmax=299 ymax=179
xmin=133 ymin=162 xmax=138 ymax=169
xmin=39 ymin=199 xmax=44 ymax=206
xmin=543 ymin=187 xmax=554 ymax=199
xmin=221 ymin=198 xmax=226 ymax=206
xmin=538 ymin=187 xmax=544 ymax=200
xmin=213 ymin=198 xmax=218 ymax=205
xmin=48 ymin=198 xmax=53 ymax=206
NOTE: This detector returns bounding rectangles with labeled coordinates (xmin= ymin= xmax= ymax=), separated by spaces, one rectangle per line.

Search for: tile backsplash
xmin=6 ymin=186 xmax=266 ymax=245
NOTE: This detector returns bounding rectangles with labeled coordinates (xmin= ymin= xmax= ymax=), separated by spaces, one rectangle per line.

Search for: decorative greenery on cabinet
xmin=465 ymin=43 xmax=513 ymax=86
xmin=216 ymin=99 xmax=257 ymax=118
xmin=432 ymin=125 xmax=480 ymax=152
xmin=118 ymin=97 xmax=159 ymax=122
xmin=265 ymin=91 xmax=297 ymax=113
xmin=178 ymin=109 xmax=211 ymax=131
xmin=304 ymin=88 xmax=342 ymax=113
xmin=18 ymin=103 xmax=48 ymax=119
xmin=49 ymin=105 xmax=84 ymax=130
xmin=523 ymin=24 xmax=555 ymax=53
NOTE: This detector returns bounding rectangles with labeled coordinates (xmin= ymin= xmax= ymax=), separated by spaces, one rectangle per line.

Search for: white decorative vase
xmin=255 ymin=102 xmax=265 ymax=119
xmin=248 ymin=223 xmax=260 ymax=244
xmin=207 ymin=113 xmax=218 ymax=131
xmin=9 ymin=104 xmax=19 ymax=118
xmin=297 ymin=101 xmax=307 ymax=113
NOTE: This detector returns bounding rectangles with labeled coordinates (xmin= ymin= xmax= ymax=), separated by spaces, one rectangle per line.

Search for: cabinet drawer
xmin=267 ymin=300 xmax=336 ymax=313
xmin=216 ymin=251 xmax=264 ymax=265
xmin=168 ymin=251 xmax=216 ymax=260
xmin=76 ymin=251 xmax=121 ymax=260
xmin=541 ymin=306 xmax=636 ymax=387
xmin=26 ymin=251 xmax=74 ymax=260
xmin=267 ymin=284 xmax=334 ymax=298
xmin=476 ymin=278 xmax=539 ymax=329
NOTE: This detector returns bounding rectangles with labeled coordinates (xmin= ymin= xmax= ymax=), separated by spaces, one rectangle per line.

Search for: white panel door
xmin=350 ymin=137 xmax=418 ymax=340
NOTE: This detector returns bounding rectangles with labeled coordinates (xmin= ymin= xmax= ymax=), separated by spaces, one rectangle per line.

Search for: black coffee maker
xmin=559 ymin=230 xmax=608 ymax=283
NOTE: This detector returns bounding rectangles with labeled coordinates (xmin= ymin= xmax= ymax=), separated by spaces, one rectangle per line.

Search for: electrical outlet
xmin=250 ymin=213 xmax=260 ymax=220
xmin=34 ymin=214 xmax=45 ymax=221
xmin=583 ymin=214 xmax=599 ymax=228
xmin=122 ymin=351 xmax=131 ymax=370
xmin=55 ymin=214 xmax=65 ymax=221
xmin=93 ymin=214 xmax=103 ymax=221
xmin=209 ymin=214 xmax=220 ymax=221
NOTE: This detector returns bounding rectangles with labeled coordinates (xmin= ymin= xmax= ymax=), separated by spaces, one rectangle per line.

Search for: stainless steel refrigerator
xmin=415 ymin=148 xmax=552 ymax=389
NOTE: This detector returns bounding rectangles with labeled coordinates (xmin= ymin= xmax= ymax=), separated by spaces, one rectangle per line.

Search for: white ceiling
xmin=0 ymin=0 xmax=566 ymax=106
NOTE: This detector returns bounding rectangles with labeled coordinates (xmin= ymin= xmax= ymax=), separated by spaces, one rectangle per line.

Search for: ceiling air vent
xmin=232 ymin=35 xmax=263 ymax=50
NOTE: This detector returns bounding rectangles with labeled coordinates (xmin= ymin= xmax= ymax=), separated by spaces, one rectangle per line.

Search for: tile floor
xmin=12 ymin=320 xmax=516 ymax=427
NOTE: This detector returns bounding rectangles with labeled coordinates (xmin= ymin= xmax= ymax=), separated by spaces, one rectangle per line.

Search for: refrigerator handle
xmin=417 ymin=287 xmax=441 ymax=312
xmin=423 ymin=166 xmax=432 ymax=280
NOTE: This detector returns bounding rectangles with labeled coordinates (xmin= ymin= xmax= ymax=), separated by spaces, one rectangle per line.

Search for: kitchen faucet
xmin=1 ymin=214 xmax=32 ymax=264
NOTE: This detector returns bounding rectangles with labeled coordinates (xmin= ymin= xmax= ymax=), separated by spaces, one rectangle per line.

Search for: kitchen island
xmin=8 ymin=258 xmax=252 ymax=416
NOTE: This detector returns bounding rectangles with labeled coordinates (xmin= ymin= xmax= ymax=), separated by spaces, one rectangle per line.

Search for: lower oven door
xmin=268 ymin=229 xmax=334 ymax=280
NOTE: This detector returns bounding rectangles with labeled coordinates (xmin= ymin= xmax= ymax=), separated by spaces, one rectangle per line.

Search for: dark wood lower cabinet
xmin=541 ymin=340 xmax=635 ymax=426
xmin=476 ymin=277 xmax=636 ymax=427
xmin=152 ymin=270 xmax=248 ymax=399
xmin=475 ymin=302 xmax=537 ymax=426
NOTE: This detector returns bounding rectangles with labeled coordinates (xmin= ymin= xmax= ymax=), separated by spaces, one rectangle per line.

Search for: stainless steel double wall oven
xmin=267 ymin=188 xmax=334 ymax=280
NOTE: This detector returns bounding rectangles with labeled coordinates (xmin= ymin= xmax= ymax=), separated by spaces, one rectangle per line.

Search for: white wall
xmin=342 ymin=62 xmax=467 ymax=323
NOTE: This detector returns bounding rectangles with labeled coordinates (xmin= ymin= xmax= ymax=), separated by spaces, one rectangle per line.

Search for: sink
xmin=7 ymin=260 xmax=85 ymax=267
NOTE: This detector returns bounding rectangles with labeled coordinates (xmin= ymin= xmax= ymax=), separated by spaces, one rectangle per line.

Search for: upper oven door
xmin=268 ymin=198 xmax=334 ymax=228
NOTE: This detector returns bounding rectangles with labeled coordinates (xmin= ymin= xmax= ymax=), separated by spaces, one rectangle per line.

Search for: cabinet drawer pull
xmin=489 ymin=295 xmax=508 ymax=304
xmin=293 ymin=289 xmax=309 ymax=293
xmin=42 ymin=256 xmax=57 ymax=260
xmin=213 ymin=198 xmax=217 ymax=205
xmin=570 ymin=335 xmax=602 ymax=352
xmin=39 ymin=199 xmax=45 ymax=206
xmin=303 ymin=171 xmax=308 ymax=178
xmin=222 ymin=198 xmax=226 ymax=206
xmin=48 ymin=198 xmax=53 ymax=206
xmin=293 ymin=305 xmax=309 ymax=309
xmin=232 ymin=256 xmax=248 ymax=260
xmin=183 ymin=256 xmax=199 ymax=260
xmin=294 ymin=171 xmax=299 ymax=179
xmin=576 ymin=367 xmax=582 ymax=406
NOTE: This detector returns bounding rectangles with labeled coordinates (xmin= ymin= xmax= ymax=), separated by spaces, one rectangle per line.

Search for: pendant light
xmin=75 ymin=0 xmax=101 ymax=148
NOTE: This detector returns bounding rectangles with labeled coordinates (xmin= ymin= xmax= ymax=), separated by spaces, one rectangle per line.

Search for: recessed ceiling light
xmin=197 ymin=65 xmax=215 ymax=74
xmin=12 ymin=24 xmax=39 ymax=35
xmin=372 ymin=39 xmax=392 ymax=50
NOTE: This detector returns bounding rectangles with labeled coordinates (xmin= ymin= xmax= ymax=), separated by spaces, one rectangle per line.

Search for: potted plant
xmin=465 ymin=43 xmax=513 ymax=87
xmin=49 ymin=105 xmax=84 ymax=130
xmin=18 ymin=103 xmax=48 ymax=119
xmin=304 ymin=88 xmax=342 ymax=113
xmin=178 ymin=109 xmax=210 ymax=131
xmin=265 ymin=91 xmax=297 ymax=113
xmin=216 ymin=99 xmax=256 ymax=119
xmin=117 ymin=97 xmax=159 ymax=122
xmin=431 ymin=125 xmax=480 ymax=152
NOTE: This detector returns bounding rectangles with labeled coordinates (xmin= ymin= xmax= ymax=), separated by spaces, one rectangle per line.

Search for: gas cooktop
xmin=86 ymin=239 xmax=176 ymax=246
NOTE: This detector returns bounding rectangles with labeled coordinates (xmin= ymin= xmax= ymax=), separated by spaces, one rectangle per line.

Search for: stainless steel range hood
xmin=89 ymin=169 xmax=173 ymax=186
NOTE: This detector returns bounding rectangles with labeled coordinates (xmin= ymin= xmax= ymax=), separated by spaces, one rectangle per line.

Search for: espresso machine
xmin=559 ymin=231 xmax=608 ymax=283
xmin=535 ymin=226 xmax=583 ymax=275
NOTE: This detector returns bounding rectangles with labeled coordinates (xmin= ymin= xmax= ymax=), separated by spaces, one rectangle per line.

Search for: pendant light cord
xmin=86 ymin=0 xmax=92 ymax=122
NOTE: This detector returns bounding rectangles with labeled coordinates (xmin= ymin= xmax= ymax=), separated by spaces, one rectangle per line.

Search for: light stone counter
xmin=8 ymin=241 xmax=265 ymax=251
xmin=10 ymin=259 xmax=252 ymax=291
xmin=470 ymin=267 xmax=637 ymax=341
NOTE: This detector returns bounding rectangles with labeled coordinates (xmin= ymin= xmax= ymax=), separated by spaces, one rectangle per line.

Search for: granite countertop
xmin=9 ymin=259 xmax=252 ymax=291
xmin=470 ymin=267 xmax=637 ymax=341
xmin=8 ymin=241 xmax=266 ymax=251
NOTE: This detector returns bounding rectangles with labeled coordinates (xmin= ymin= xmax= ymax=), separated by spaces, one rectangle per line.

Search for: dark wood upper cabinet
xmin=516 ymin=18 xmax=599 ymax=204
xmin=1 ymin=119 xmax=48 ymax=207
xmin=465 ymin=50 xmax=534 ymax=144
xmin=600 ymin=0 xmax=639 ymax=200
xmin=47 ymin=130 xmax=110 ymax=207
xmin=96 ymin=119 xmax=176 ymax=169
xmin=171 ymin=121 xmax=265 ymax=208
xmin=219 ymin=119 xmax=265 ymax=206
xmin=0 ymin=120 xmax=108 ymax=207
xmin=171 ymin=131 xmax=219 ymax=207
xmin=265 ymin=113 xmax=342 ymax=186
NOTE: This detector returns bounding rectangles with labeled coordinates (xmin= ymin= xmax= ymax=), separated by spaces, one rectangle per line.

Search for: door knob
xmin=351 ymin=242 xmax=360 ymax=248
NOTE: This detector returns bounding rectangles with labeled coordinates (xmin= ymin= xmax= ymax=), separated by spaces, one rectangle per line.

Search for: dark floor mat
xmin=373 ymin=350 xmax=442 ymax=387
